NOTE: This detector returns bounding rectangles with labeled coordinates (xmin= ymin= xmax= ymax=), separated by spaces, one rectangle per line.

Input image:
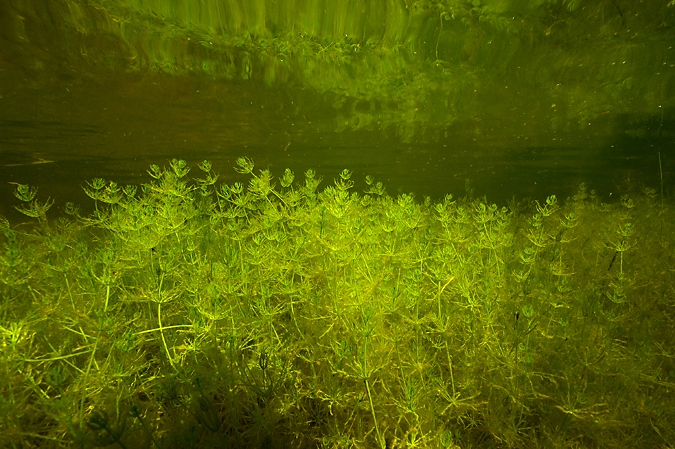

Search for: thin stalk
xmin=362 ymin=335 xmax=384 ymax=448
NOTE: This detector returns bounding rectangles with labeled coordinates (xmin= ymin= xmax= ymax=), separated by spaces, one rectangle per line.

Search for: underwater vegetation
xmin=1 ymin=158 xmax=674 ymax=448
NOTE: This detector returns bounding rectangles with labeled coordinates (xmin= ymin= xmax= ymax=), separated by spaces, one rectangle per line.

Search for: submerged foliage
xmin=0 ymin=158 xmax=674 ymax=448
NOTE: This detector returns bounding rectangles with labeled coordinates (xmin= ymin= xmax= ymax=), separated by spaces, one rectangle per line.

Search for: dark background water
xmin=1 ymin=0 xmax=674 ymax=223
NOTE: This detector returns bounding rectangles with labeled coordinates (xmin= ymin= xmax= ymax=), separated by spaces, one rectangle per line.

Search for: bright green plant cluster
xmin=1 ymin=159 xmax=674 ymax=448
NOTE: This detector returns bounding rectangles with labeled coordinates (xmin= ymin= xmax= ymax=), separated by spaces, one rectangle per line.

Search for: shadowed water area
xmin=1 ymin=0 xmax=674 ymax=223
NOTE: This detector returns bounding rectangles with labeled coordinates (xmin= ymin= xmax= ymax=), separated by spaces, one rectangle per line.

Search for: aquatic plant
xmin=0 ymin=159 xmax=673 ymax=448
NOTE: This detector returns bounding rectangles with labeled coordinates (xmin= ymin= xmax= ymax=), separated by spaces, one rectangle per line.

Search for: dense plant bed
xmin=1 ymin=158 xmax=673 ymax=448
